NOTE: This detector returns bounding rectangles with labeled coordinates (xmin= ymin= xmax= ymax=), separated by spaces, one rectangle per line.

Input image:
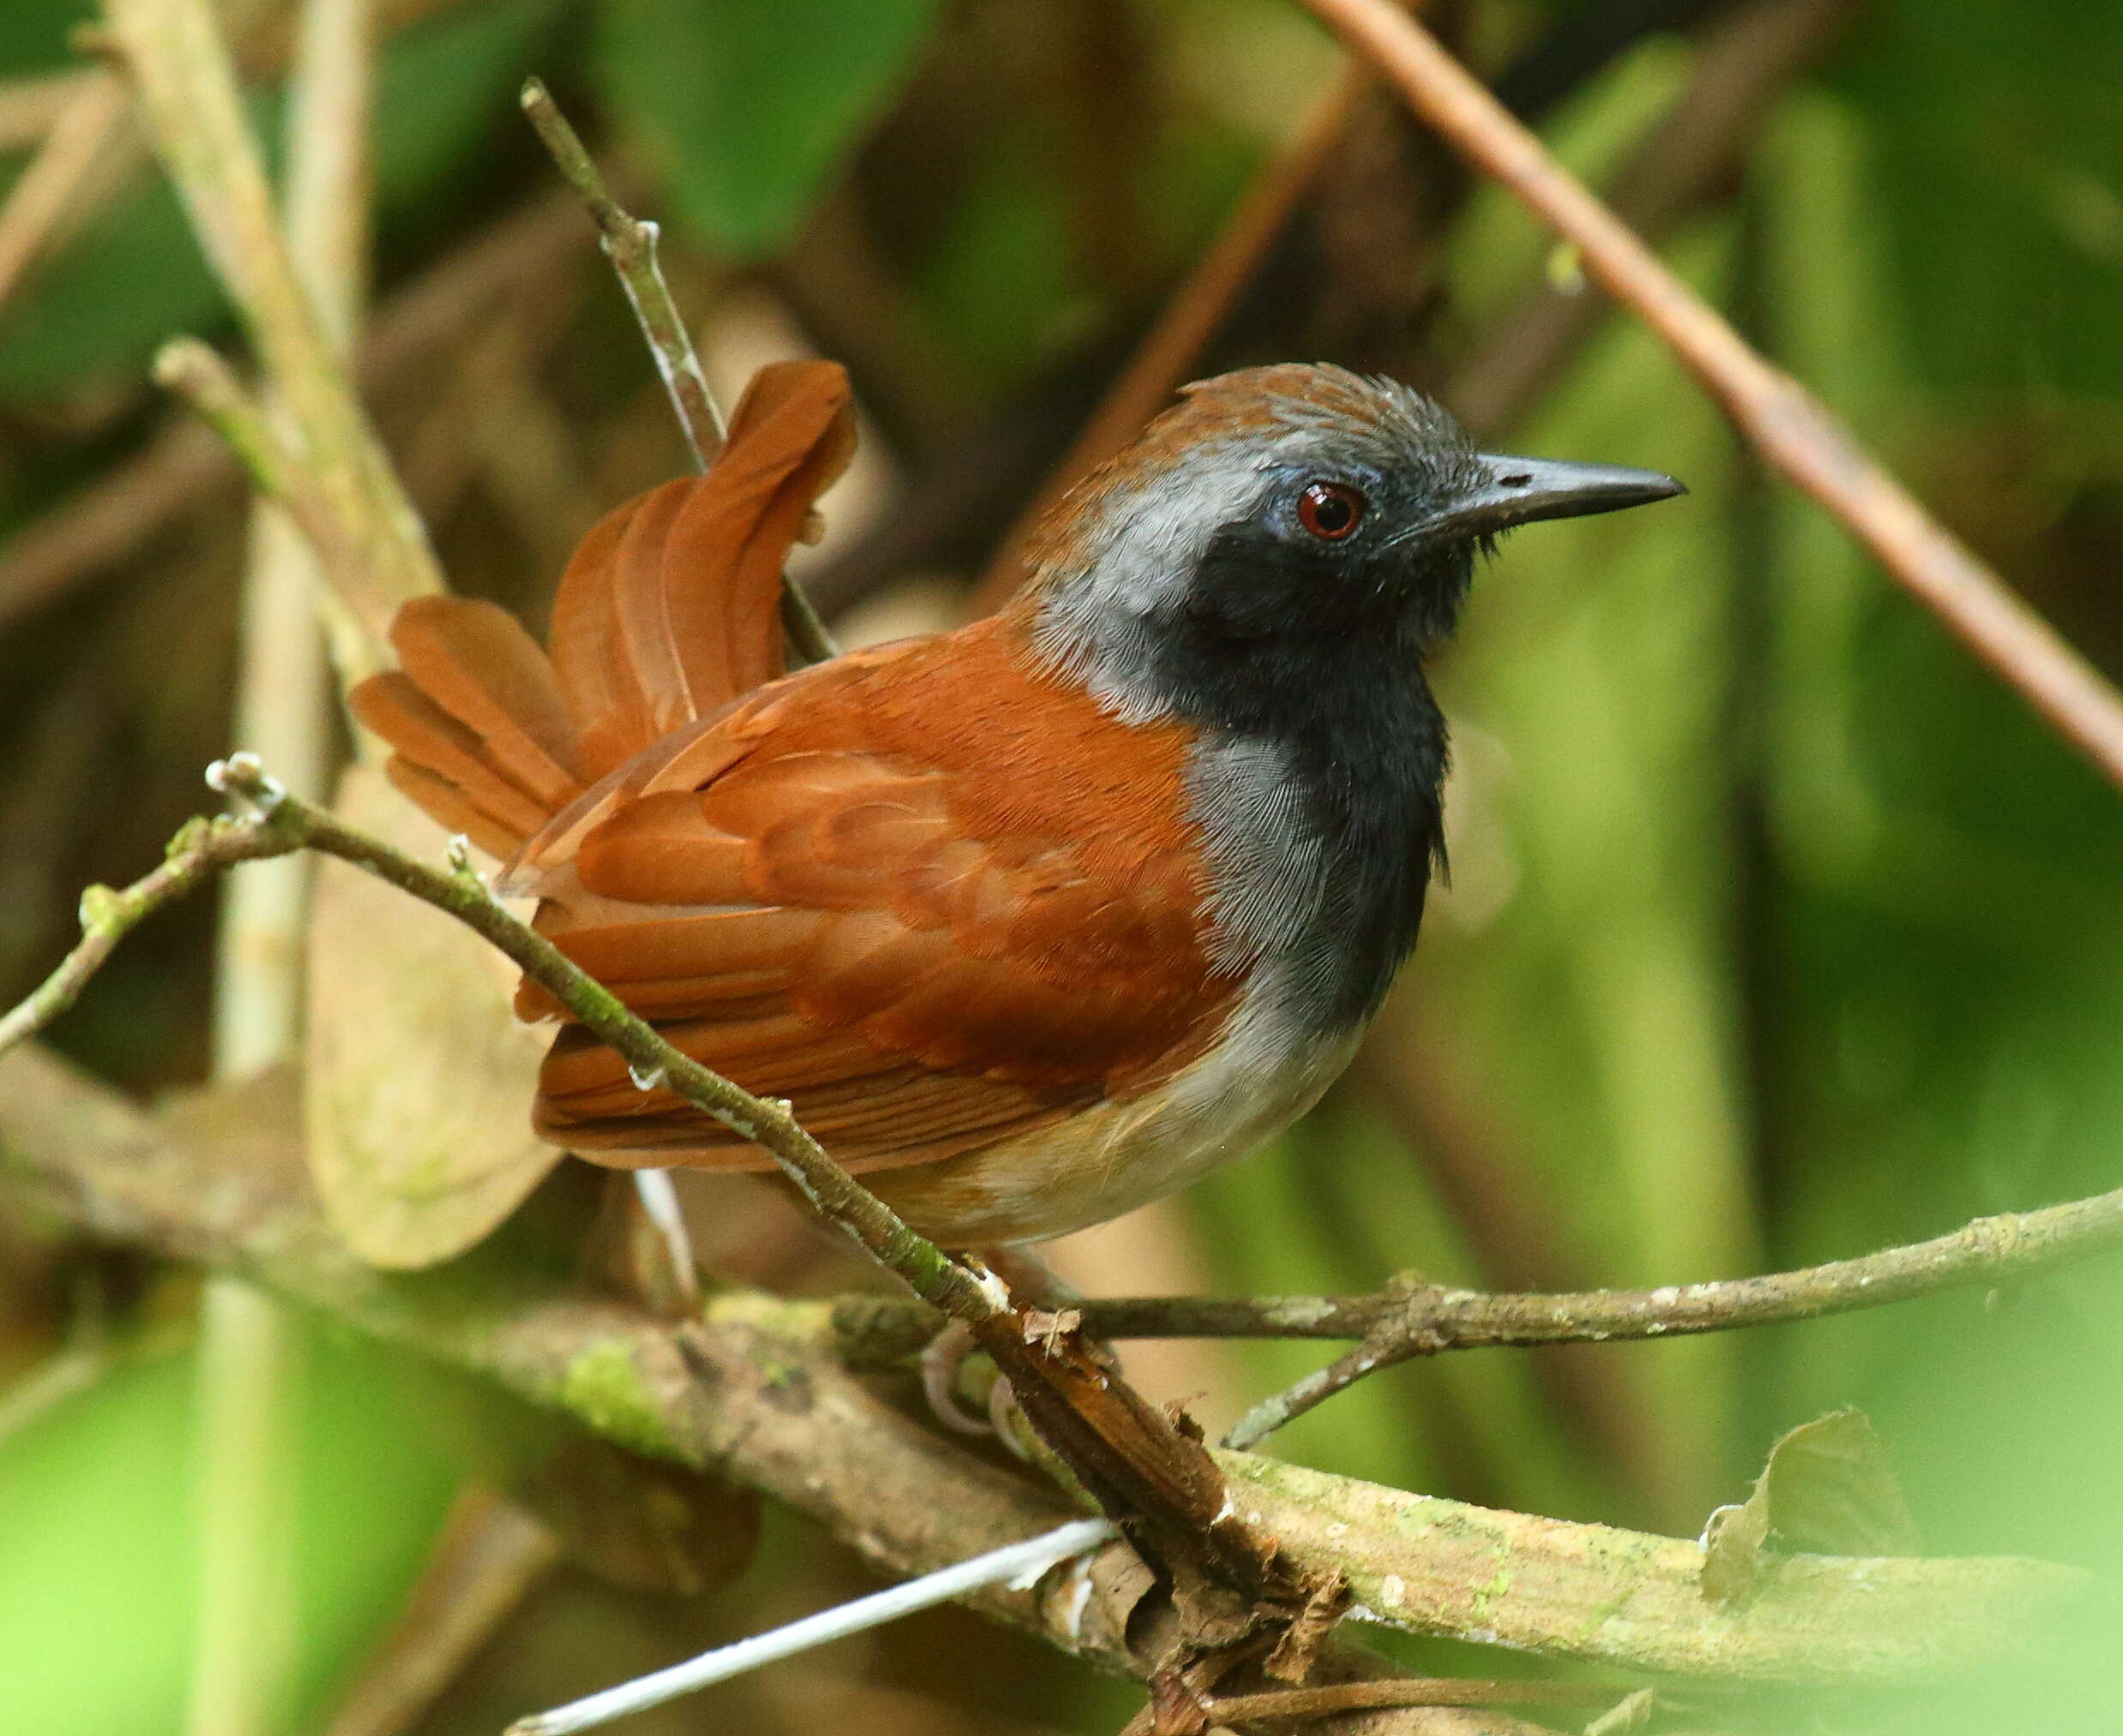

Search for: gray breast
xmin=1187 ymin=734 xmax=1330 ymax=1007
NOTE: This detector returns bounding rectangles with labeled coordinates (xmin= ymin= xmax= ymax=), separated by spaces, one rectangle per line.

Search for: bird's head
xmin=1021 ymin=363 xmax=1683 ymax=720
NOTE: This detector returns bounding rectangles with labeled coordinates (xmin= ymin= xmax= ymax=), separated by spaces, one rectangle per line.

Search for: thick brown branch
xmin=1298 ymin=0 xmax=2123 ymax=792
xmin=0 ymin=1044 xmax=2093 ymax=1689
xmin=0 ymin=761 xmax=1330 ymax=1664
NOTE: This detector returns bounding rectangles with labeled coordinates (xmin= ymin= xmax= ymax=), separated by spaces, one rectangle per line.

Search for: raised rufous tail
xmin=349 ymin=361 xmax=855 ymax=859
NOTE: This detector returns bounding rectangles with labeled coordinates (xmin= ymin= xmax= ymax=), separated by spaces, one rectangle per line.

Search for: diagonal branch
xmin=0 ymin=69 xmax=133 ymax=314
xmin=100 ymin=0 xmax=443 ymax=668
xmin=1446 ymin=0 xmax=1858 ymax=436
xmin=0 ymin=757 xmax=1335 ymax=1682
xmin=1297 ymin=0 xmax=2123 ymax=792
xmin=0 ymin=1040 xmax=2093 ymax=1690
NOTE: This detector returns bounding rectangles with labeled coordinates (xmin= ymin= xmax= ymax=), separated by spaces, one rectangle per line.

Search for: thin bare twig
xmin=516 ymin=78 xmax=723 ymax=464
xmin=509 ymin=1517 xmax=1120 ymax=1736
xmin=1125 ymin=1177 xmax=2123 ymax=1445
xmin=1095 ymin=1176 xmax=2123 ymax=1334
xmin=1297 ymin=0 xmax=2123 ymax=791
xmin=0 ymin=815 xmax=289 ymax=1057
xmin=517 ymin=76 xmax=837 ymax=666
xmin=805 ymin=1174 xmax=2123 ymax=1371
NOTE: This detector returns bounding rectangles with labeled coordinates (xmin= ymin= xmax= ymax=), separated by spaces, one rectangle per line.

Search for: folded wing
xmin=516 ymin=634 xmax=1239 ymax=1171
xmin=349 ymin=357 xmax=1233 ymax=1177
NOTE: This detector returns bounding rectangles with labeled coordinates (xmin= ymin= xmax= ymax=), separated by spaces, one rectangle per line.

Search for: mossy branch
xmin=0 ymin=1042 xmax=2099 ymax=1691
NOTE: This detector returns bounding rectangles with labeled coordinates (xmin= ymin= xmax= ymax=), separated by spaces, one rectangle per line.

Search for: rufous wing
xmin=518 ymin=642 xmax=1239 ymax=1172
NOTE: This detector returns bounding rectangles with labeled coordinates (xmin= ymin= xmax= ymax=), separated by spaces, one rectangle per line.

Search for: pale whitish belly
xmin=867 ymin=1006 xmax=1362 ymax=1248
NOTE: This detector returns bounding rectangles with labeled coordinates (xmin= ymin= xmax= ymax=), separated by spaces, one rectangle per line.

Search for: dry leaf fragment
xmin=1700 ymin=1407 xmax=1921 ymax=1609
xmin=305 ymin=764 xmax=559 ymax=1268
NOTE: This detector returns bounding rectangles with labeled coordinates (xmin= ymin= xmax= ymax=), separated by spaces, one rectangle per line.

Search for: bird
xmin=351 ymin=359 xmax=1680 ymax=1251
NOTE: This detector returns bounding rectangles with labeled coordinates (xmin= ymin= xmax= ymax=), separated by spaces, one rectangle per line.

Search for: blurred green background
xmin=1 ymin=0 xmax=2120 ymax=1732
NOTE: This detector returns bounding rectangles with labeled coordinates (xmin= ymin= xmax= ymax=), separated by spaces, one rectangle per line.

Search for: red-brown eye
xmin=1297 ymin=481 xmax=1366 ymax=540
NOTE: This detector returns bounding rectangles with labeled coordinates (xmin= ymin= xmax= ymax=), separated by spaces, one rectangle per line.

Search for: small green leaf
xmin=593 ymin=0 xmax=940 ymax=258
xmin=1701 ymin=1408 xmax=1922 ymax=1609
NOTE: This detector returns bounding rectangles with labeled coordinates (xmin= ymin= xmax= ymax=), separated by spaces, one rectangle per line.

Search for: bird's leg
xmin=921 ymin=1245 xmax=1119 ymax=1444
xmin=583 ymin=1167 xmax=701 ymax=1319
xmin=980 ymin=1243 xmax=1080 ymax=1310
xmin=919 ymin=1319 xmax=995 ymax=1435
xmin=919 ymin=1243 xmax=1073 ymax=1436
xmin=630 ymin=1168 xmax=701 ymax=1313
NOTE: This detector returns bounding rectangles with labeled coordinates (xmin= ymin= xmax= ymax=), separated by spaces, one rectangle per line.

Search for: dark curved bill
xmin=1430 ymin=452 xmax=1686 ymax=539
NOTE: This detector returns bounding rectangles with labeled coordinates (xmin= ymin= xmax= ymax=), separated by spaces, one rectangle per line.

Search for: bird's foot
xmin=919 ymin=1318 xmax=997 ymax=1435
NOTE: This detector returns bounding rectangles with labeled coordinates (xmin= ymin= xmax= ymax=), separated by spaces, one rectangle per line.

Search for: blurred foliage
xmin=594 ymin=0 xmax=941 ymax=256
xmin=1 ymin=0 xmax=2120 ymax=1733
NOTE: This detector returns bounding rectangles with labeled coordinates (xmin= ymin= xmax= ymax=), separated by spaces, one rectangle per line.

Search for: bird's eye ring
xmin=1297 ymin=481 xmax=1366 ymax=541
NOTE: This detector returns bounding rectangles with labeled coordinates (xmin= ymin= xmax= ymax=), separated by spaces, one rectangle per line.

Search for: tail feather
xmin=382 ymin=757 xmax=530 ymax=862
xmin=656 ymin=361 xmax=856 ymax=716
xmin=351 ymin=670 xmax=557 ymax=857
xmin=546 ymin=494 xmax=648 ymax=782
xmin=351 ymin=358 xmax=855 ymax=861
xmin=388 ymin=596 xmax=578 ymax=806
xmin=609 ymin=478 xmax=697 ymax=744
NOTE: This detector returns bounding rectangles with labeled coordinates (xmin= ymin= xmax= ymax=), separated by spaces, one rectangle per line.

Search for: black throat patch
xmin=1152 ymin=527 xmax=1454 ymax=1034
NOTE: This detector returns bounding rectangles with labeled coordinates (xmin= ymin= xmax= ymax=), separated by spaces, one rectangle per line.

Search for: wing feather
xmin=385 ymin=597 xmax=579 ymax=805
xmin=518 ymin=630 xmax=1234 ymax=1171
